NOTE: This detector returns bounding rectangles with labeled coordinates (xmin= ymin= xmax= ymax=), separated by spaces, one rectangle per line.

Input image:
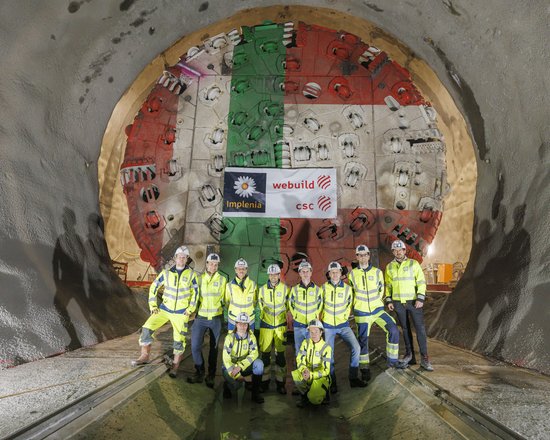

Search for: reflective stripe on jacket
xmin=192 ymin=271 xmax=227 ymax=319
xmin=349 ymin=266 xmax=385 ymax=317
xmin=288 ymin=282 xmax=323 ymax=328
xmin=320 ymin=280 xmax=352 ymax=329
xmin=296 ymin=338 xmax=332 ymax=380
xmin=225 ymin=276 xmax=257 ymax=321
xmin=222 ymin=330 xmax=259 ymax=377
xmin=148 ymin=266 xmax=199 ymax=314
xmin=385 ymin=258 xmax=427 ymax=303
xmin=259 ymin=281 xmax=289 ymax=328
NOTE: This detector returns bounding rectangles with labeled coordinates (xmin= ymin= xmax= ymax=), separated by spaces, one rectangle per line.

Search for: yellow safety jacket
xmin=321 ymin=280 xmax=353 ymax=329
xmin=222 ymin=330 xmax=259 ymax=378
xmin=296 ymin=338 xmax=332 ymax=381
xmin=349 ymin=266 xmax=385 ymax=320
xmin=148 ymin=266 xmax=199 ymax=314
xmin=190 ymin=271 xmax=227 ymax=319
xmin=258 ymin=281 xmax=289 ymax=328
xmin=385 ymin=258 xmax=427 ymax=303
xmin=288 ymin=282 xmax=323 ymax=328
xmin=225 ymin=276 xmax=257 ymax=323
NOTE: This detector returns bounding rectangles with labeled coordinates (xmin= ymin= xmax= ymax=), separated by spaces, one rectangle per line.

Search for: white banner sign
xmin=223 ymin=167 xmax=337 ymax=218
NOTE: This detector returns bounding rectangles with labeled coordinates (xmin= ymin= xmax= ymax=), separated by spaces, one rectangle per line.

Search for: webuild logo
xmin=223 ymin=171 xmax=266 ymax=213
xmin=271 ymin=175 xmax=332 ymax=190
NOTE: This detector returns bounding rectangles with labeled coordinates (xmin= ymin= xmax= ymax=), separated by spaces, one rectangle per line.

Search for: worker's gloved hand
xmin=151 ymin=308 xmax=159 ymax=315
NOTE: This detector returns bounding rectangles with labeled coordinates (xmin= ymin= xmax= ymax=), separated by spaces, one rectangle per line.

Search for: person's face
xmin=235 ymin=267 xmax=247 ymax=279
xmin=236 ymin=321 xmax=248 ymax=334
xmin=206 ymin=261 xmax=219 ymax=274
xmin=309 ymin=326 xmax=321 ymax=342
xmin=175 ymin=254 xmax=188 ymax=267
xmin=269 ymin=273 xmax=280 ymax=285
xmin=299 ymin=268 xmax=312 ymax=282
xmin=329 ymin=268 xmax=341 ymax=284
xmin=393 ymin=248 xmax=406 ymax=260
xmin=356 ymin=251 xmax=370 ymax=266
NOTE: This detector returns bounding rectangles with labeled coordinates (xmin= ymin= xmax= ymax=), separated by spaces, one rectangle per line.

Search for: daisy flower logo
xmin=234 ymin=176 xmax=257 ymax=198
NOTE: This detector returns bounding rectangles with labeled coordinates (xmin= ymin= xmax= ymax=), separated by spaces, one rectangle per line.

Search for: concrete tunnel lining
xmin=0 ymin=1 xmax=548 ymax=374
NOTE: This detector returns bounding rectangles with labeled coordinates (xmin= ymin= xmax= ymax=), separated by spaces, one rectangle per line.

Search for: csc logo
xmin=296 ymin=203 xmax=315 ymax=210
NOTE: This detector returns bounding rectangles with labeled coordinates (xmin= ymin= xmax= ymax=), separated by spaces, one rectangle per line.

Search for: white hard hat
xmin=235 ymin=312 xmax=252 ymax=324
xmin=235 ymin=258 xmax=248 ymax=269
xmin=267 ymin=264 xmax=281 ymax=275
xmin=328 ymin=261 xmax=342 ymax=271
xmin=391 ymin=240 xmax=406 ymax=250
xmin=174 ymin=246 xmax=190 ymax=257
xmin=298 ymin=260 xmax=312 ymax=272
xmin=206 ymin=253 xmax=220 ymax=262
xmin=355 ymin=244 xmax=370 ymax=254
xmin=307 ymin=319 xmax=324 ymax=331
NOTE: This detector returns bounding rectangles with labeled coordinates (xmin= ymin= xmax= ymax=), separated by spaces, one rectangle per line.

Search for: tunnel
xmin=0 ymin=1 xmax=548 ymax=438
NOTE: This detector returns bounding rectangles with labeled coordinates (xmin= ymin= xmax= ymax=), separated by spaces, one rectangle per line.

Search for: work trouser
xmin=291 ymin=369 xmax=330 ymax=405
xmin=323 ymin=326 xmax=361 ymax=374
xmin=190 ymin=315 xmax=222 ymax=375
xmin=259 ymin=324 xmax=287 ymax=382
xmin=140 ymin=308 xmax=189 ymax=355
xmin=223 ymin=359 xmax=264 ymax=392
xmin=393 ymin=301 xmax=428 ymax=357
xmin=357 ymin=311 xmax=399 ymax=367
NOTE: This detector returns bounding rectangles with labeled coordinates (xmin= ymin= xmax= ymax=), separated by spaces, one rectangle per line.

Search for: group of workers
xmin=132 ymin=240 xmax=433 ymax=407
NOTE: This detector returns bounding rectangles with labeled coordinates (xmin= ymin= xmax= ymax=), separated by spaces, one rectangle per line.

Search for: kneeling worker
xmin=292 ymin=319 xmax=332 ymax=407
xmin=222 ymin=312 xmax=265 ymax=404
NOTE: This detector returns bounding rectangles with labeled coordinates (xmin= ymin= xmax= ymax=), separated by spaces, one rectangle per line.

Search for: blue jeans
xmin=393 ymin=301 xmax=428 ymax=357
xmin=323 ymin=325 xmax=360 ymax=373
xmin=223 ymin=359 xmax=264 ymax=391
xmin=190 ymin=315 xmax=222 ymax=375
xmin=294 ymin=326 xmax=309 ymax=355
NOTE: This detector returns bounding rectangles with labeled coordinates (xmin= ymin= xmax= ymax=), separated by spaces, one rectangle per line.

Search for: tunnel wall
xmin=0 ymin=1 xmax=548 ymax=372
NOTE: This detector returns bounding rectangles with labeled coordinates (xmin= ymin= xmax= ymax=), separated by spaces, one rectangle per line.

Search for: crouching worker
xmin=132 ymin=246 xmax=199 ymax=378
xmin=292 ymin=319 xmax=332 ymax=408
xmin=222 ymin=312 xmax=265 ymax=404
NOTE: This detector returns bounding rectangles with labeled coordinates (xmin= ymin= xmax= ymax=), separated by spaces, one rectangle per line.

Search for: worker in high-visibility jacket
xmin=258 ymin=264 xmax=289 ymax=395
xmin=349 ymin=244 xmax=401 ymax=382
xmin=225 ymin=258 xmax=257 ymax=331
xmin=292 ymin=319 xmax=332 ymax=408
xmin=222 ymin=312 xmax=264 ymax=404
xmin=288 ymin=260 xmax=323 ymax=355
xmin=321 ymin=261 xmax=367 ymax=392
xmin=385 ymin=239 xmax=433 ymax=371
xmin=187 ymin=253 xmax=227 ymax=388
xmin=132 ymin=246 xmax=199 ymax=378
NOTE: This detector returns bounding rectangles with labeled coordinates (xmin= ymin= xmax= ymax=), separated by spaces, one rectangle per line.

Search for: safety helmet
xmin=235 ymin=312 xmax=252 ymax=324
xmin=327 ymin=261 xmax=342 ymax=271
xmin=355 ymin=244 xmax=370 ymax=254
xmin=206 ymin=253 xmax=220 ymax=262
xmin=307 ymin=319 xmax=324 ymax=331
xmin=391 ymin=240 xmax=406 ymax=250
xmin=234 ymin=258 xmax=248 ymax=269
xmin=298 ymin=260 xmax=312 ymax=272
xmin=174 ymin=246 xmax=190 ymax=257
xmin=267 ymin=264 xmax=281 ymax=275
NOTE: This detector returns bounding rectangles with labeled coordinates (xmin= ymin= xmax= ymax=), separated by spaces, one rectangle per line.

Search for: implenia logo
xmin=317 ymin=195 xmax=332 ymax=212
xmin=234 ymin=176 xmax=257 ymax=198
xmin=317 ymin=175 xmax=331 ymax=189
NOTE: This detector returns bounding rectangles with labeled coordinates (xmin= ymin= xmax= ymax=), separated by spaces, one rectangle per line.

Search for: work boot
xmin=349 ymin=367 xmax=368 ymax=388
xmin=223 ymin=381 xmax=232 ymax=399
xmin=131 ymin=344 xmax=152 ymax=366
xmin=330 ymin=374 xmax=338 ymax=394
xmin=296 ymin=393 xmax=309 ymax=408
xmin=276 ymin=380 xmax=287 ymax=395
xmin=420 ymin=356 xmax=434 ymax=371
xmin=205 ymin=374 xmax=215 ymax=388
xmin=187 ymin=365 xmax=205 ymax=384
xmin=360 ymin=367 xmax=371 ymax=382
xmin=260 ymin=379 xmax=270 ymax=393
xmin=251 ymin=374 xmax=265 ymax=404
xmin=168 ymin=354 xmax=183 ymax=378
